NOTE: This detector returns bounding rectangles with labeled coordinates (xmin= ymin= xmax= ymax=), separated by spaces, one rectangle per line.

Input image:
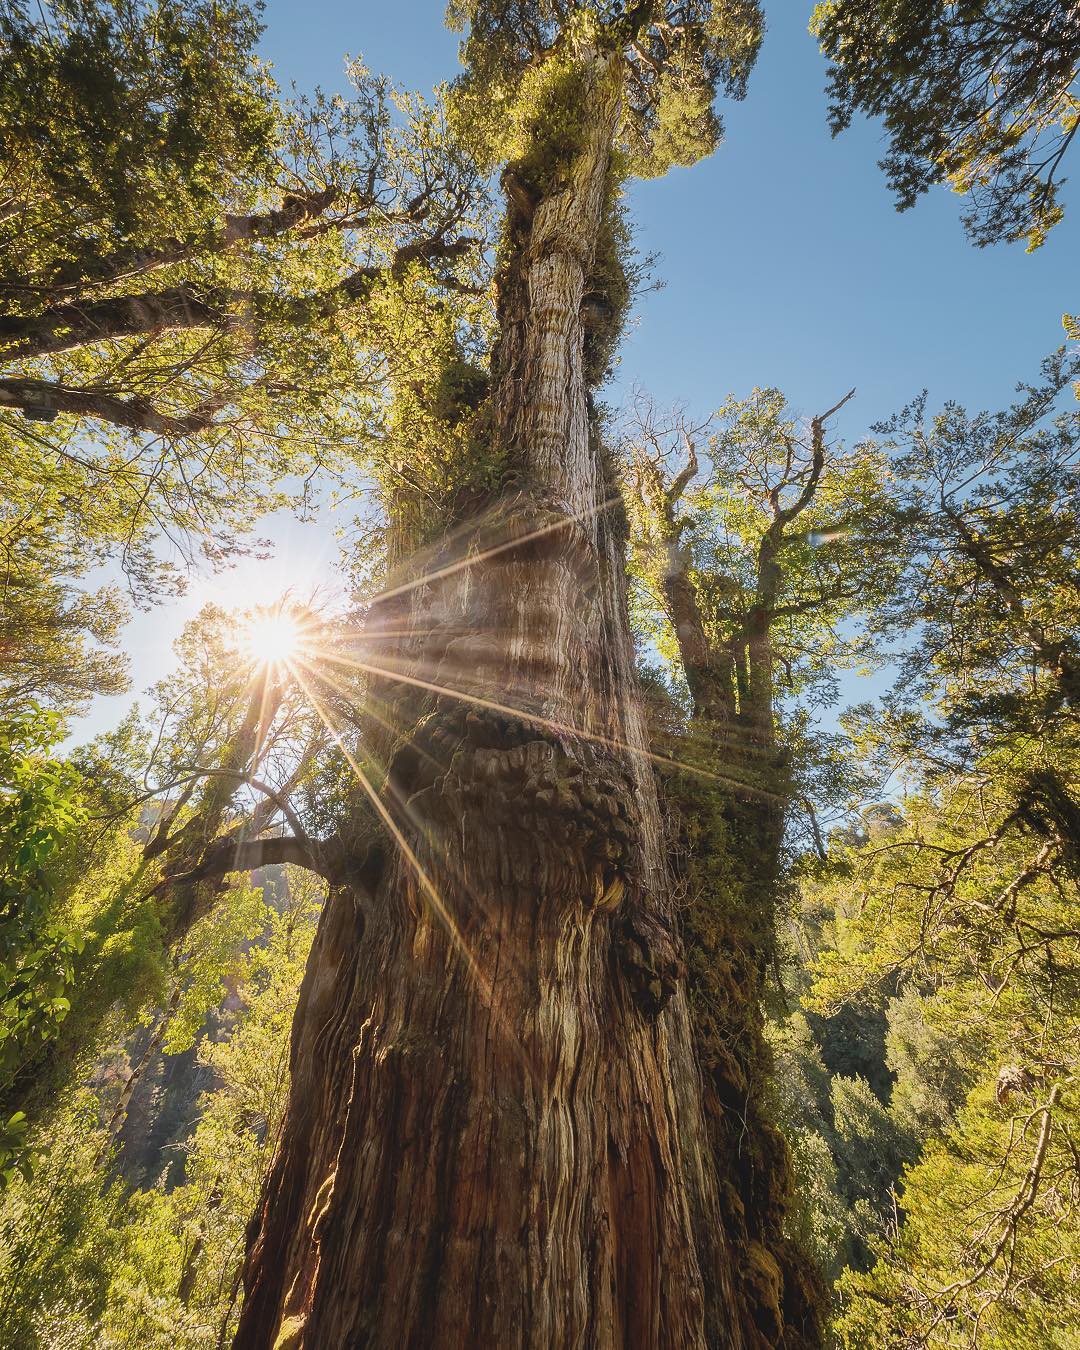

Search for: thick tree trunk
xmin=234 ymin=47 xmax=742 ymax=1350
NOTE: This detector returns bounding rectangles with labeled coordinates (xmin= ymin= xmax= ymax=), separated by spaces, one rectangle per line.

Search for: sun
xmin=243 ymin=608 xmax=303 ymax=669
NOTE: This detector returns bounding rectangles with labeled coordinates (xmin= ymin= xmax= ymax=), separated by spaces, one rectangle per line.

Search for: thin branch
xmin=164 ymin=833 xmax=337 ymax=887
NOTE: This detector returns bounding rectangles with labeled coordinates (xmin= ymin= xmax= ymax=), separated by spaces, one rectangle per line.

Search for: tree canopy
xmin=811 ymin=0 xmax=1080 ymax=248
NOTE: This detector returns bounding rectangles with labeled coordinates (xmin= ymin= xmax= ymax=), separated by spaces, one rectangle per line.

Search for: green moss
xmin=660 ymin=734 xmax=827 ymax=1348
xmin=372 ymin=284 xmax=501 ymax=554
xmin=508 ymin=56 xmax=591 ymax=197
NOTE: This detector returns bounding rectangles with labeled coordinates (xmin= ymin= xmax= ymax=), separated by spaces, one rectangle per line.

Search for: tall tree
xmin=625 ymin=387 xmax=883 ymax=763
xmin=0 ymin=706 xmax=88 ymax=1181
xmin=808 ymin=767 xmax=1080 ymax=1348
xmin=785 ymin=353 xmax=1080 ymax=1344
xmin=159 ymin=3 xmax=852 ymax=1345
xmin=625 ymin=386 xmax=886 ymax=940
xmin=0 ymin=602 xmax=331 ymax=1177
xmin=810 ymin=0 xmax=1080 ymax=248
xmin=623 ymin=389 xmax=889 ymax=1341
xmin=858 ymin=347 xmax=1080 ymax=851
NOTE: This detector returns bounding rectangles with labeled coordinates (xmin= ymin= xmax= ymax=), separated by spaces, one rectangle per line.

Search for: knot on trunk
xmin=389 ymin=706 xmax=638 ymax=876
xmin=614 ymin=903 xmax=685 ymax=1018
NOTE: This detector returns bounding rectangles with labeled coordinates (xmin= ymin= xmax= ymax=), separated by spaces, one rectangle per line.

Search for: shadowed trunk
xmin=637 ymin=458 xmax=822 ymax=1344
xmin=234 ymin=44 xmax=745 ymax=1350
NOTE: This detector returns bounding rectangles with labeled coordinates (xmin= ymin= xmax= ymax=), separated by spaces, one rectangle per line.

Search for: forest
xmin=0 ymin=0 xmax=1077 ymax=1346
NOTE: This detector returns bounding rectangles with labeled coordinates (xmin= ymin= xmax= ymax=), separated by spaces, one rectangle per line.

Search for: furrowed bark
xmin=235 ymin=42 xmax=743 ymax=1350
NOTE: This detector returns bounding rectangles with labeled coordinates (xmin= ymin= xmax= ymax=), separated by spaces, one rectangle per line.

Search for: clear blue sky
xmin=73 ymin=0 xmax=1079 ymax=742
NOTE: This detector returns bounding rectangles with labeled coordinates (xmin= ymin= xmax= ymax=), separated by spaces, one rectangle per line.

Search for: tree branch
xmin=667 ymin=431 xmax=699 ymax=504
xmin=179 ymin=766 xmax=311 ymax=845
xmin=777 ymin=387 xmax=855 ymax=527
xmin=166 ymin=833 xmax=338 ymax=887
xmin=9 ymin=187 xmax=341 ymax=303
xmin=0 ymin=377 xmax=230 ymax=435
xmin=934 ymin=1082 xmax=1064 ymax=1304
xmin=1 ymin=235 xmax=480 ymax=362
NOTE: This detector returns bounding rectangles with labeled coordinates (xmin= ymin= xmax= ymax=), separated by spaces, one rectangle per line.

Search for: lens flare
xmin=243 ymin=609 xmax=303 ymax=668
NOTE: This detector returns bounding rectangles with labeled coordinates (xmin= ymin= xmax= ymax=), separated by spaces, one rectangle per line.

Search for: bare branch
xmin=0 ymin=378 xmax=227 ymax=435
xmin=165 ymin=833 xmax=339 ymax=887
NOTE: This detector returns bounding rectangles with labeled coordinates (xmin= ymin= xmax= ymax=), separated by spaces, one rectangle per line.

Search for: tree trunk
xmin=157 ymin=674 xmax=284 ymax=946
xmin=657 ymin=525 xmax=822 ymax=1345
xmin=234 ymin=45 xmax=744 ymax=1350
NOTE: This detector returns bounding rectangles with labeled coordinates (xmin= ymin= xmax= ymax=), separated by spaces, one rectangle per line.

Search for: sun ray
xmin=318 ymin=641 xmax=778 ymax=764
xmin=285 ymin=657 xmax=496 ymax=1006
xmin=298 ymin=657 xmax=451 ymax=780
xmin=367 ymin=493 xmax=624 ymax=607
xmin=319 ymin=649 xmax=784 ymax=800
xmin=288 ymin=654 xmax=542 ymax=1084
xmin=252 ymin=663 xmax=281 ymax=768
xmin=294 ymin=656 xmax=537 ymax=966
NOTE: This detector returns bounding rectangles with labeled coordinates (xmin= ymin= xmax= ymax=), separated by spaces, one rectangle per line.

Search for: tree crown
xmin=811 ymin=0 xmax=1080 ymax=248
xmin=448 ymin=0 xmax=762 ymax=179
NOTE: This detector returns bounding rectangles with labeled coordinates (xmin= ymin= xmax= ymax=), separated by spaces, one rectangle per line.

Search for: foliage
xmin=0 ymin=799 xmax=168 ymax=1188
xmin=0 ymin=0 xmax=487 ymax=712
xmin=810 ymin=785 xmax=1080 ymax=1343
xmin=624 ymin=388 xmax=890 ymax=845
xmin=0 ymin=564 xmax=128 ymax=717
xmin=0 ymin=1091 xmax=129 ymax=1343
xmin=724 ymin=345 xmax=1080 ymax=1346
xmin=0 ymin=865 xmax=322 ymax=1347
xmin=161 ymin=877 xmax=266 ymax=1056
xmin=767 ymin=1012 xmax=854 ymax=1278
xmin=161 ymin=867 xmax=323 ymax=1341
xmin=1 ymin=2 xmax=1077 ymax=1345
xmin=811 ymin=0 xmax=1080 ymax=248
xmin=0 ymin=708 xmax=89 ymax=1183
xmin=448 ymin=0 xmax=763 ymax=180
xmin=0 ymin=0 xmax=283 ymax=602
xmin=364 ymin=283 xmax=495 ymax=555
xmin=857 ymin=347 xmax=1080 ymax=776
xmin=833 ymin=1079 xmax=1080 ymax=1349
xmin=0 ymin=0 xmax=274 ymax=269
xmin=885 ymin=985 xmax=971 ymax=1141
xmin=0 ymin=598 xmax=332 ymax=1182
xmin=816 ymin=357 xmax=1080 ymax=1309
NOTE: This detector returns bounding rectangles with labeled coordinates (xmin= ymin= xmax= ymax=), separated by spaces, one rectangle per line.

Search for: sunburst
xmin=242 ymin=607 xmax=305 ymax=670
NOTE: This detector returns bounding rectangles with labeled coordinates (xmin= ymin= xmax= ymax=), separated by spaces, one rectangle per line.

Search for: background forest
xmin=0 ymin=0 xmax=1078 ymax=1347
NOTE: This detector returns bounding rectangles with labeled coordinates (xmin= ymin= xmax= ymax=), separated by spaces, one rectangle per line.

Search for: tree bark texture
xmin=235 ymin=48 xmax=743 ymax=1350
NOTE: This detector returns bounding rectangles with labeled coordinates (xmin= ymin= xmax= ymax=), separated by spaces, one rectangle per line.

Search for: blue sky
xmin=74 ymin=0 xmax=1079 ymax=741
